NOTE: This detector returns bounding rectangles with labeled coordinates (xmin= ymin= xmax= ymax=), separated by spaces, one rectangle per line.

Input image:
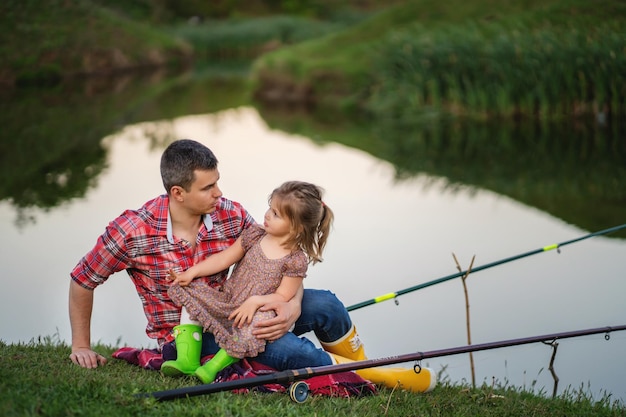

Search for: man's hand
xmin=252 ymin=299 xmax=300 ymax=341
xmin=69 ymin=347 xmax=107 ymax=369
xmin=69 ymin=281 xmax=106 ymax=368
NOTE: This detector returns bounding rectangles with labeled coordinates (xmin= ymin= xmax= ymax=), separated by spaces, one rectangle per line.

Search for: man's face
xmin=182 ymin=169 xmax=223 ymax=215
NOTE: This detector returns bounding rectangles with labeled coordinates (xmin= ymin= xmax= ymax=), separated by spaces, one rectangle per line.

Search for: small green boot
xmin=195 ymin=348 xmax=239 ymax=384
xmin=161 ymin=324 xmax=203 ymax=377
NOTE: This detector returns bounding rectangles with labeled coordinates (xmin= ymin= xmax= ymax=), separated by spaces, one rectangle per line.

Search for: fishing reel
xmin=288 ymin=381 xmax=310 ymax=403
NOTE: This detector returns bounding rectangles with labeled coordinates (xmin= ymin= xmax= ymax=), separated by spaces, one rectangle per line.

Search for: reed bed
xmin=369 ymin=15 xmax=625 ymax=120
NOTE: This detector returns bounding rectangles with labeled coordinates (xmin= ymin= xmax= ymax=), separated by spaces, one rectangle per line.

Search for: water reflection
xmin=1 ymin=107 xmax=624 ymax=404
xmin=0 ymin=68 xmax=252 ymax=229
xmin=258 ymin=106 xmax=626 ymax=238
xmin=2 ymin=70 xmax=624 ymax=238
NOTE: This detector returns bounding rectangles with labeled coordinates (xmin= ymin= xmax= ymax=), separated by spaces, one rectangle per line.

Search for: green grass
xmin=169 ymin=15 xmax=355 ymax=59
xmin=1 ymin=336 xmax=624 ymax=417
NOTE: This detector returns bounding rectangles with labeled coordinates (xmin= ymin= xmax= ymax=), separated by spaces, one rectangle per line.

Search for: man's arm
xmin=68 ymin=280 xmax=107 ymax=368
xmin=252 ymin=284 xmax=303 ymax=341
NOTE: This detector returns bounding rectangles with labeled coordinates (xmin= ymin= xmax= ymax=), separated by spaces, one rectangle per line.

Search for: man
xmin=68 ymin=139 xmax=435 ymax=393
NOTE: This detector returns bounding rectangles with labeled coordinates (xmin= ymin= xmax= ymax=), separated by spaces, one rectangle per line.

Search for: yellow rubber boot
xmin=330 ymin=353 xmax=437 ymax=393
xmin=321 ymin=325 xmax=367 ymax=361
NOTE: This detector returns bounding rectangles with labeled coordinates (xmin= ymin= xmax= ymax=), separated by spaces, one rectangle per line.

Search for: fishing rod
xmin=347 ymin=224 xmax=626 ymax=312
xmin=138 ymin=324 xmax=626 ymax=402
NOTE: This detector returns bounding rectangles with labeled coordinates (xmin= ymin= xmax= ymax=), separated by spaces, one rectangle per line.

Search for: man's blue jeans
xmin=199 ymin=289 xmax=352 ymax=370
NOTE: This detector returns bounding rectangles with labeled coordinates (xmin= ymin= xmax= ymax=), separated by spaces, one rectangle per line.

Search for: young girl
xmin=162 ymin=181 xmax=334 ymax=383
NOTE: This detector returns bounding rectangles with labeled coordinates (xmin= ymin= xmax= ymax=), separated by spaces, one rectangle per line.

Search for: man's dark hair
xmin=160 ymin=139 xmax=218 ymax=193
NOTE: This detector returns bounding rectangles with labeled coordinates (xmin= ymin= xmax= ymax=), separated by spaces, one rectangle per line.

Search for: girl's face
xmin=263 ymin=198 xmax=293 ymax=238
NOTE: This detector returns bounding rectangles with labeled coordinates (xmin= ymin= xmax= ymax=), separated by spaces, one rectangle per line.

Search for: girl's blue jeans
xmin=199 ymin=289 xmax=351 ymax=370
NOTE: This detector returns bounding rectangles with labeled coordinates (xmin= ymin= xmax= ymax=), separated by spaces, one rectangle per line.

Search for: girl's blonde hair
xmin=269 ymin=181 xmax=334 ymax=264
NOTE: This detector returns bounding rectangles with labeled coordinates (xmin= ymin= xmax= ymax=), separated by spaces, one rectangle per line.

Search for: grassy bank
xmin=252 ymin=0 xmax=626 ymax=119
xmin=0 ymin=0 xmax=193 ymax=87
xmin=168 ymin=14 xmax=361 ymax=60
xmin=3 ymin=0 xmax=624 ymax=119
xmin=0 ymin=0 xmax=383 ymax=88
xmin=1 ymin=337 xmax=624 ymax=417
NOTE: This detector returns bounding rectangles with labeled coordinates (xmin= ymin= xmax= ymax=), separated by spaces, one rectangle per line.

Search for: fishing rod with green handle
xmin=138 ymin=324 xmax=626 ymax=401
xmin=347 ymin=223 xmax=626 ymax=312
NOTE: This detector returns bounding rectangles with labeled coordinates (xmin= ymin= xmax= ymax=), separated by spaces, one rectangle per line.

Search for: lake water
xmin=1 ymin=107 xmax=624 ymax=404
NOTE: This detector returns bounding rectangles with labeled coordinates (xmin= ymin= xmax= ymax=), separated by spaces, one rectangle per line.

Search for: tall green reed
xmin=369 ymin=19 xmax=625 ymax=120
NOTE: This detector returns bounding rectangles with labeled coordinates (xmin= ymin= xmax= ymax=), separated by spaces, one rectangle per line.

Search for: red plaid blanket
xmin=113 ymin=347 xmax=377 ymax=398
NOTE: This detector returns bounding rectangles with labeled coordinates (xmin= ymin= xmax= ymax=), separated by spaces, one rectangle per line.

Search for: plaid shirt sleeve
xmin=70 ymin=213 xmax=135 ymax=290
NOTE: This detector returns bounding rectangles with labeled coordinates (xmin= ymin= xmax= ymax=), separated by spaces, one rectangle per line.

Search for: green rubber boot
xmin=195 ymin=348 xmax=239 ymax=384
xmin=161 ymin=324 xmax=203 ymax=377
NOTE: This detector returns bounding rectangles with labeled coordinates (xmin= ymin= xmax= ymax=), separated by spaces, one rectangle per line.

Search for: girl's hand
xmin=167 ymin=268 xmax=194 ymax=286
xmin=229 ymin=297 xmax=260 ymax=328
xmin=166 ymin=269 xmax=177 ymax=281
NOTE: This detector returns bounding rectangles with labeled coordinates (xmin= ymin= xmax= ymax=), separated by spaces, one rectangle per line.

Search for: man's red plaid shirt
xmin=71 ymin=194 xmax=255 ymax=347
